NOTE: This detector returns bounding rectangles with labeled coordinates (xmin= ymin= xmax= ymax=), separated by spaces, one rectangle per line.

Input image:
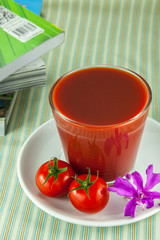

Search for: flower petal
xmin=124 ymin=198 xmax=138 ymax=218
xmin=131 ymin=171 xmax=143 ymax=192
xmin=141 ymin=190 xmax=160 ymax=209
xmin=145 ymin=165 xmax=160 ymax=190
xmin=108 ymin=177 xmax=137 ymax=197
xmin=125 ymin=173 xmax=131 ymax=180
xmin=141 ymin=197 xmax=154 ymax=209
xmin=143 ymin=190 xmax=160 ymax=200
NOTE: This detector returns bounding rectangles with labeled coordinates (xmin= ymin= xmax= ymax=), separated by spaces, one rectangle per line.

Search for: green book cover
xmin=0 ymin=0 xmax=64 ymax=81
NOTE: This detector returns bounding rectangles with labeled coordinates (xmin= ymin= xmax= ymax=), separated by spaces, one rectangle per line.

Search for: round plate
xmin=17 ymin=117 xmax=160 ymax=227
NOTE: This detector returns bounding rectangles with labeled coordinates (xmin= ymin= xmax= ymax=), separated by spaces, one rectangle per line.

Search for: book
xmin=0 ymin=0 xmax=64 ymax=82
xmin=0 ymin=92 xmax=18 ymax=136
xmin=14 ymin=0 xmax=43 ymax=16
xmin=0 ymin=57 xmax=46 ymax=94
xmin=0 ymin=1 xmax=47 ymax=94
xmin=0 ymin=0 xmax=62 ymax=136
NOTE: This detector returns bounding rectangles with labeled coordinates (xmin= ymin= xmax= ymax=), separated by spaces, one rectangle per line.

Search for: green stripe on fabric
xmin=48 ymin=218 xmax=60 ymax=239
xmin=0 ymin=91 xmax=28 ymax=210
xmin=141 ymin=0 xmax=152 ymax=75
xmin=129 ymin=1 xmax=141 ymax=71
xmin=85 ymin=0 xmax=102 ymax=65
xmin=153 ymin=1 xmax=160 ymax=121
xmin=108 ymin=0 xmax=121 ymax=65
xmin=2 ymin=182 xmax=22 ymax=239
xmin=70 ymin=1 xmax=91 ymax=68
xmin=117 ymin=0 xmax=130 ymax=67
xmin=17 ymin=199 xmax=33 ymax=239
xmin=104 ymin=0 xmax=120 ymax=65
xmin=0 ymin=91 xmax=32 ymax=238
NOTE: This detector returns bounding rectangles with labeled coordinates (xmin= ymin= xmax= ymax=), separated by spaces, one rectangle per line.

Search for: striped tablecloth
xmin=1 ymin=0 xmax=160 ymax=239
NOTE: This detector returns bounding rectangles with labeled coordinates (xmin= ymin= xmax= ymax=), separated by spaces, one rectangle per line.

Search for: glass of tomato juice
xmin=49 ymin=66 xmax=152 ymax=183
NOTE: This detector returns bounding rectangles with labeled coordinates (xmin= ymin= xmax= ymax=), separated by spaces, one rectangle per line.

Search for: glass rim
xmin=49 ymin=65 xmax=152 ymax=128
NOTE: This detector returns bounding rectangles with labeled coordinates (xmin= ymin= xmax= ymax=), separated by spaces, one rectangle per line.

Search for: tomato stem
xmin=69 ymin=168 xmax=99 ymax=199
xmin=42 ymin=157 xmax=68 ymax=186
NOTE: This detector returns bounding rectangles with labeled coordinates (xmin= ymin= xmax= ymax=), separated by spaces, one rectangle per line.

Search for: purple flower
xmin=108 ymin=165 xmax=160 ymax=217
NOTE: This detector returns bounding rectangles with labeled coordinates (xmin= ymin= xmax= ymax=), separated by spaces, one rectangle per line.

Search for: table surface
xmin=1 ymin=0 xmax=160 ymax=239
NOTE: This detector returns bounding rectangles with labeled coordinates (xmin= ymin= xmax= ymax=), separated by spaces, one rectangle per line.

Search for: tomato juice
xmin=49 ymin=66 xmax=152 ymax=182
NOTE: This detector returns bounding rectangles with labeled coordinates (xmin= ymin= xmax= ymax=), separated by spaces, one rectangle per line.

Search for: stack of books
xmin=0 ymin=58 xmax=46 ymax=95
xmin=0 ymin=0 xmax=64 ymax=136
xmin=0 ymin=92 xmax=18 ymax=136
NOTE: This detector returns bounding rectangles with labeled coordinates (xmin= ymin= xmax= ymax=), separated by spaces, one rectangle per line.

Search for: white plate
xmin=17 ymin=117 xmax=160 ymax=227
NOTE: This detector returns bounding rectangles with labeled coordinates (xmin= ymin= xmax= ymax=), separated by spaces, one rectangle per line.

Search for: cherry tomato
xmin=35 ymin=157 xmax=75 ymax=197
xmin=68 ymin=169 xmax=109 ymax=213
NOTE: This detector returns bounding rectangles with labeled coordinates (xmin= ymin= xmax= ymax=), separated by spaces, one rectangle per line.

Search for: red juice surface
xmin=50 ymin=67 xmax=151 ymax=182
xmin=52 ymin=67 xmax=148 ymax=125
